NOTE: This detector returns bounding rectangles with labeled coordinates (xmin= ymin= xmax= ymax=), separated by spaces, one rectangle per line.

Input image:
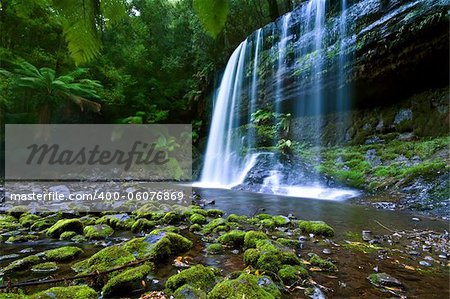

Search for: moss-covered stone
xmin=59 ymin=231 xmax=77 ymax=240
xmin=190 ymin=213 xmax=207 ymax=224
xmin=0 ymin=215 xmax=20 ymax=232
xmin=6 ymin=234 xmax=39 ymax=243
xmin=272 ymin=216 xmax=290 ymax=226
xmin=243 ymin=248 xmax=260 ymax=266
xmin=43 ymin=246 xmax=83 ymax=262
xmin=162 ymin=211 xmax=183 ymax=224
xmin=189 ymin=223 xmax=202 ymax=232
xmin=206 ymin=243 xmax=223 ymax=254
xmin=83 ymin=224 xmax=114 ymax=240
xmin=277 ymin=265 xmax=308 ymax=285
xmin=206 ymin=209 xmax=224 ymax=218
xmin=217 ymin=230 xmax=245 ymax=246
xmin=276 ymin=238 xmax=300 ymax=248
xmin=208 ymin=273 xmax=281 ymax=299
xmin=102 ymin=264 xmax=154 ymax=297
xmin=202 ymin=218 xmax=227 ymax=234
xmin=298 ymin=221 xmax=334 ymax=237
xmin=19 ymin=213 xmax=41 ymax=227
xmin=31 ymin=262 xmax=58 ymax=272
xmin=124 ymin=231 xmax=192 ymax=260
xmin=95 ymin=214 xmax=133 ymax=230
xmin=131 ymin=218 xmax=156 ymax=232
xmin=256 ymin=214 xmax=273 ymax=220
xmin=72 ymin=245 xmax=136 ymax=274
xmin=173 ymin=284 xmax=207 ymax=299
xmin=29 ymin=285 xmax=97 ymax=299
xmin=47 ymin=219 xmax=83 ymax=238
xmin=260 ymin=219 xmax=276 ymax=229
xmin=309 ymin=253 xmax=337 ymax=271
xmin=244 ymin=231 xmax=268 ymax=248
xmin=165 ymin=264 xmax=218 ymax=294
xmin=3 ymin=254 xmax=40 ymax=272
xmin=226 ymin=214 xmax=247 ymax=223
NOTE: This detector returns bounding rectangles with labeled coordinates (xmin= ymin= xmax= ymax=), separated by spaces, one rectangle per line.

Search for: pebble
xmin=412 ymin=217 xmax=420 ymax=221
xmin=419 ymin=261 xmax=432 ymax=267
xmin=231 ymin=249 xmax=239 ymax=255
xmin=408 ymin=251 xmax=420 ymax=256
xmin=424 ymin=256 xmax=434 ymax=261
xmin=18 ymin=248 xmax=34 ymax=254
xmin=322 ymin=248 xmax=332 ymax=255
xmin=299 ymin=236 xmax=309 ymax=241
xmin=438 ymin=254 xmax=447 ymax=260
xmin=362 ymin=230 xmax=372 ymax=242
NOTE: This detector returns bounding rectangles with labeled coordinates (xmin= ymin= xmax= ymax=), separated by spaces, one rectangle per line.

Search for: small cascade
xmin=198 ymin=0 xmax=359 ymax=200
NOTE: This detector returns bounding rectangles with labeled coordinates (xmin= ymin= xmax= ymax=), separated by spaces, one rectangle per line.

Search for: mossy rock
xmin=173 ymin=284 xmax=207 ymax=299
xmin=244 ymin=231 xmax=268 ymax=248
xmin=131 ymin=218 xmax=156 ymax=232
xmin=272 ymin=216 xmax=290 ymax=226
xmin=243 ymin=248 xmax=260 ymax=266
xmin=226 ymin=214 xmax=247 ymax=223
xmin=276 ymin=238 xmax=300 ymax=248
xmin=189 ymin=224 xmax=202 ymax=232
xmin=206 ymin=243 xmax=223 ymax=254
xmin=6 ymin=234 xmax=39 ymax=243
xmin=208 ymin=273 xmax=281 ymax=299
xmin=59 ymin=231 xmax=77 ymax=240
xmin=190 ymin=213 xmax=207 ymax=225
xmin=191 ymin=207 xmax=208 ymax=216
xmin=165 ymin=264 xmax=218 ymax=294
xmin=31 ymin=262 xmax=58 ymax=272
xmin=47 ymin=219 xmax=83 ymax=238
xmin=83 ymin=224 xmax=114 ymax=240
xmin=206 ymin=209 xmax=224 ymax=218
xmin=3 ymin=254 xmax=40 ymax=272
xmin=260 ymin=219 xmax=276 ymax=229
xmin=162 ymin=211 xmax=183 ymax=224
xmin=298 ymin=221 xmax=334 ymax=237
xmin=0 ymin=215 xmax=21 ymax=231
xmin=277 ymin=265 xmax=308 ymax=285
xmin=217 ymin=230 xmax=245 ymax=246
xmin=19 ymin=213 xmax=41 ymax=227
xmin=72 ymin=245 xmax=136 ymax=274
xmin=43 ymin=246 xmax=83 ymax=262
xmin=256 ymin=214 xmax=273 ymax=220
xmin=102 ymin=264 xmax=154 ymax=297
xmin=123 ymin=231 xmax=192 ymax=260
xmin=202 ymin=218 xmax=227 ymax=234
xmin=309 ymin=253 xmax=337 ymax=271
xmin=29 ymin=285 xmax=97 ymax=299
xmin=95 ymin=214 xmax=133 ymax=230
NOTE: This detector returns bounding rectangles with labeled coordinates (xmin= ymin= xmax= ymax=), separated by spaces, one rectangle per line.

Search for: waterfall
xmin=197 ymin=0 xmax=359 ymax=200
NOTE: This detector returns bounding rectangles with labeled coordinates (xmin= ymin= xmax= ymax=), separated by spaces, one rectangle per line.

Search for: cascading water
xmin=197 ymin=0 xmax=359 ymax=200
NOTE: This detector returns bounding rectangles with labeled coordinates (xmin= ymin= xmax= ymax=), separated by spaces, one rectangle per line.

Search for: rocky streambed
xmin=0 ymin=189 xmax=448 ymax=299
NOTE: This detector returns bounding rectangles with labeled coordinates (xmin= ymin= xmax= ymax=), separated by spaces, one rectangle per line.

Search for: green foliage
xmin=29 ymin=285 xmax=97 ymax=299
xmin=298 ymin=221 xmax=334 ymax=237
xmin=193 ymin=0 xmax=229 ymax=38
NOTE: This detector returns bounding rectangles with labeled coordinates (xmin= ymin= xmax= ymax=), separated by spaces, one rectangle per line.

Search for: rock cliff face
xmin=246 ymin=0 xmax=448 ymax=114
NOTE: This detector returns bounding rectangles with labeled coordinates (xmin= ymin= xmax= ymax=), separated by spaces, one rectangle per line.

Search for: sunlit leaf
xmin=193 ymin=0 xmax=228 ymax=38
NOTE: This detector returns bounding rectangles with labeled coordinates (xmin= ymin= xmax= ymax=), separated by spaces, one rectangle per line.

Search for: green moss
xmin=202 ymin=218 xmax=227 ymax=234
xmin=256 ymin=214 xmax=273 ymax=220
xmin=3 ymin=255 xmax=40 ymax=272
xmin=206 ymin=243 xmax=223 ymax=254
xmin=19 ymin=213 xmax=41 ymax=227
xmin=273 ymin=216 xmax=289 ymax=226
xmin=47 ymin=219 xmax=83 ymax=238
xmin=243 ymin=248 xmax=260 ymax=266
xmin=343 ymin=241 xmax=382 ymax=253
xmin=162 ymin=211 xmax=183 ymax=224
xmin=260 ymin=219 xmax=276 ymax=229
xmin=278 ymin=265 xmax=309 ymax=285
xmin=31 ymin=262 xmax=58 ymax=272
xmin=227 ymin=214 xmax=247 ymax=223
xmin=29 ymin=286 xmax=97 ymax=299
xmin=189 ymin=223 xmax=202 ymax=232
xmin=309 ymin=254 xmax=337 ymax=271
xmin=190 ymin=213 xmax=207 ymax=224
xmin=173 ymin=284 xmax=207 ymax=299
xmin=191 ymin=207 xmax=208 ymax=216
xmin=298 ymin=221 xmax=334 ymax=237
xmin=59 ymin=231 xmax=77 ymax=240
xmin=83 ymin=224 xmax=114 ymax=239
xmin=95 ymin=215 xmax=133 ymax=230
xmin=217 ymin=230 xmax=245 ymax=246
xmin=131 ymin=218 xmax=156 ymax=232
xmin=244 ymin=231 xmax=268 ymax=248
xmin=208 ymin=273 xmax=281 ymax=299
xmin=165 ymin=264 xmax=218 ymax=293
xmin=102 ymin=264 xmax=154 ymax=297
xmin=6 ymin=234 xmax=39 ymax=243
xmin=43 ymin=246 xmax=83 ymax=262
xmin=123 ymin=231 xmax=192 ymax=260
xmin=0 ymin=215 xmax=20 ymax=232
xmin=206 ymin=209 xmax=224 ymax=218
xmin=72 ymin=245 xmax=135 ymax=274
xmin=276 ymin=238 xmax=300 ymax=248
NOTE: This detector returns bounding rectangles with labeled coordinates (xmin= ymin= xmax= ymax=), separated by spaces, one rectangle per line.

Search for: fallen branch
xmin=374 ymin=220 xmax=396 ymax=232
